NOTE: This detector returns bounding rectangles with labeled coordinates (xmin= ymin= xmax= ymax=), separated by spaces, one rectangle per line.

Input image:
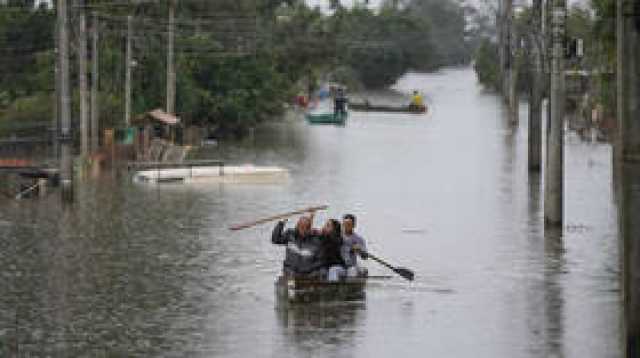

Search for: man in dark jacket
xmin=272 ymin=216 xmax=324 ymax=277
xmin=334 ymin=88 xmax=347 ymax=116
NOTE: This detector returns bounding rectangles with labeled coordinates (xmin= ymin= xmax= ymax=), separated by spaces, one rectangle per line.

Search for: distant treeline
xmin=0 ymin=0 xmax=472 ymax=138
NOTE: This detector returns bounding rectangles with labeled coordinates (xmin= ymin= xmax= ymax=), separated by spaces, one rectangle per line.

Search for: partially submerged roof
xmin=145 ymin=109 xmax=180 ymax=126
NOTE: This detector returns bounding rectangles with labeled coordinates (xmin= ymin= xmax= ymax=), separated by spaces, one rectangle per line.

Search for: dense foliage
xmin=473 ymin=38 xmax=500 ymax=91
xmin=1 ymin=0 xmax=472 ymax=137
xmin=474 ymin=0 xmax=615 ymax=107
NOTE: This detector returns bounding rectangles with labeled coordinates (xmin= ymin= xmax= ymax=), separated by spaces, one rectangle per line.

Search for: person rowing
xmin=272 ymin=215 xmax=347 ymax=281
xmin=341 ymin=214 xmax=368 ymax=278
xmin=271 ymin=215 xmax=324 ymax=278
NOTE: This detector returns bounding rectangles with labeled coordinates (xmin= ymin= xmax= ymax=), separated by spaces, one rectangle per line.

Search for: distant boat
xmin=349 ymin=101 xmax=427 ymax=114
xmin=305 ymin=111 xmax=348 ymax=125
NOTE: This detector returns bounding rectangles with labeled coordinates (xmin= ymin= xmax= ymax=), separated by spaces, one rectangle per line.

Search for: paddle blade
xmin=394 ymin=267 xmax=415 ymax=281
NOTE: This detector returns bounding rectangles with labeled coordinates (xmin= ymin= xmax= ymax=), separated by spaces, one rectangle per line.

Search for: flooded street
xmin=0 ymin=67 xmax=623 ymax=357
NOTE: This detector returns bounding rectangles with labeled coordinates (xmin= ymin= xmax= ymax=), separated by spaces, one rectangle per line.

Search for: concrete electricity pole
xmin=78 ymin=0 xmax=89 ymax=157
xmin=528 ymin=0 xmax=543 ymax=171
xmin=57 ymin=0 xmax=73 ymax=201
xmin=617 ymin=7 xmax=640 ymax=354
xmin=500 ymin=0 xmax=515 ymax=124
xmin=125 ymin=15 xmax=132 ymax=126
xmin=53 ymin=15 xmax=60 ymax=158
xmin=617 ymin=0 xmax=640 ymax=162
xmin=90 ymin=12 xmax=99 ymax=152
xmin=508 ymin=11 xmax=518 ymax=124
xmin=498 ymin=0 xmax=506 ymax=100
xmin=544 ymin=0 xmax=565 ymax=225
xmin=166 ymin=0 xmax=176 ymax=115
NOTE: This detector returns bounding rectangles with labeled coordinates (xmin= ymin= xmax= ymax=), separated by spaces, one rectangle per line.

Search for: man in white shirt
xmin=341 ymin=214 xmax=368 ymax=278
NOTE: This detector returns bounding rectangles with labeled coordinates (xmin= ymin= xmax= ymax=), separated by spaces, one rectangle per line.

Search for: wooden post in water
xmin=57 ymin=0 xmax=73 ymax=202
xmin=544 ymin=0 xmax=565 ymax=226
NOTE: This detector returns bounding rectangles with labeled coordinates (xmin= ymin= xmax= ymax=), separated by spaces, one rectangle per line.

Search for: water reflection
xmin=276 ymin=301 xmax=365 ymax=357
xmin=544 ymin=226 xmax=566 ymax=358
xmin=0 ymin=68 xmax=625 ymax=357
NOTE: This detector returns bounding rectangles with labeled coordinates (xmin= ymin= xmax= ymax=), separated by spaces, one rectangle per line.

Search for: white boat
xmin=133 ymin=165 xmax=289 ymax=184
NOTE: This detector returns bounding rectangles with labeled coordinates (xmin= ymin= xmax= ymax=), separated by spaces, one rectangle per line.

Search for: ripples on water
xmin=0 ymin=68 xmax=623 ymax=357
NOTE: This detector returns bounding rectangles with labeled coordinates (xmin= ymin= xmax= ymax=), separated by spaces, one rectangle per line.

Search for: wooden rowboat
xmin=275 ymin=275 xmax=367 ymax=303
xmin=349 ymin=102 xmax=427 ymax=114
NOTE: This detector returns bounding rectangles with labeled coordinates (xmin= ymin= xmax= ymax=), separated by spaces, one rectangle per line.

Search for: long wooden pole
xmin=229 ymin=205 xmax=328 ymax=231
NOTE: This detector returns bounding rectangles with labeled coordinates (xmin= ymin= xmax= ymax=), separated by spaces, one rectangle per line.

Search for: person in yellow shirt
xmin=410 ymin=90 xmax=424 ymax=108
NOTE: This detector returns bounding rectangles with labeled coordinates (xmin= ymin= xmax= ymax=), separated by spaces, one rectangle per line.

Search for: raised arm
xmin=271 ymin=220 xmax=291 ymax=245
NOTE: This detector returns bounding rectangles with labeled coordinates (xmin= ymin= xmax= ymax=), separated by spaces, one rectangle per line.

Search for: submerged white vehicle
xmin=133 ymin=164 xmax=289 ymax=184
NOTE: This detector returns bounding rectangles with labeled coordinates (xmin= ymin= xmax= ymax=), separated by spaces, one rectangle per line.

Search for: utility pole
xmin=617 ymin=0 xmax=640 ymax=162
xmin=544 ymin=0 xmax=565 ymax=226
xmin=90 ymin=12 xmax=99 ymax=152
xmin=615 ymin=0 xmax=624 ymax=164
xmin=617 ymin=2 xmax=640 ymax=352
xmin=78 ymin=0 xmax=89 ymax=157
xmin=508 ymin=10 xmax=518 ymax=124
xmin=498 ymin=0 xmax=505 ymax=100
xmin=499 ymin=0 xmax=515 ymax=121
xmin=57 ymin=0 xmax=73 ymax=202
xmin=166 ymin=0 xmax=176 ymax=115
xmin=53 ymin=15 xmax=60 ymax=159
xmin=528 ymin=0 xmax=543 ymax=171
xmin=125 ymin=15 xmax=132 ymax=126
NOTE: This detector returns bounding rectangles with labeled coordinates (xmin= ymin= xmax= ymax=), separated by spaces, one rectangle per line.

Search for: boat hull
xmin=349 ymin=102 xmax=427 ymax=114
xmin=275 ymin=275 xmax=366 ymax=303
xmin=305 ymin=111 xmax=348 ymax=125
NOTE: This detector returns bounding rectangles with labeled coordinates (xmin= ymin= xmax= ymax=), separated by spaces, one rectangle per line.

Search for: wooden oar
xmin=228 ymin=205 xmax=328 ymax=231
xmin=365 ymin=252 xmax=415 ymax=281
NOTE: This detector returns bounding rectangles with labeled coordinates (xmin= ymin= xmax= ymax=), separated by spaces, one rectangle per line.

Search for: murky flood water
xmin=0 ymin=68 xmax=623 ymax=357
